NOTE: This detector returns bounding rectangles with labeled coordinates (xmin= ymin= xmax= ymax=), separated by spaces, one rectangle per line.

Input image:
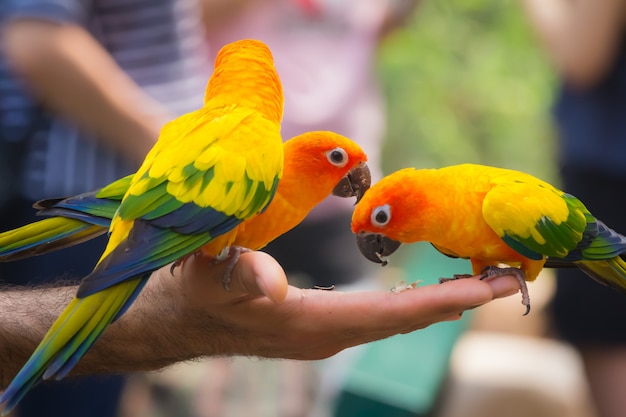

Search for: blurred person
xmin=0 ymin=0 xmax=210 ymax=415
xmin=522 ymin=1 xmax=626 ymax=417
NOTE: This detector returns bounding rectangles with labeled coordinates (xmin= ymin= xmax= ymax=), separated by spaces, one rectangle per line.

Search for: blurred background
xmin=379 ymin=0 xmax=556 ymax=181
xmin=2 ymin=0 xmax=621 ymax=416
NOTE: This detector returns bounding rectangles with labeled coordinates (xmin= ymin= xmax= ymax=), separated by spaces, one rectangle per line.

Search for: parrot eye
xmin=326 ymin=147 xmax=348 ymax=168
xmin=371 ymin=205 xmax=391 ymax=227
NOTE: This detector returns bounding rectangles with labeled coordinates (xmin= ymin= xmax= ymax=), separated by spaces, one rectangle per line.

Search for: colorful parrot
xmin=351 ymin=163 xmax=626 ymax=315
xmin=0 ymin=38 xmax=286 ymax=414
xmin=0 ymin=130 xmax=370 ymax=262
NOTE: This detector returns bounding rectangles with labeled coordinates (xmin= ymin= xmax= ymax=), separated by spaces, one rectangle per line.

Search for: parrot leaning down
xmin=0 ymin=38 xmax=287 ymax=414
xmin=0 ymin=130 xmax=370 ymax=263
xmin=351 ymin=163 xmax=626 ymax=315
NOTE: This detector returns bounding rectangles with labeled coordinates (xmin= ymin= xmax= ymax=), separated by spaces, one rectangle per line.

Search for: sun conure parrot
xmin=351 ymin=163 xmax=626 ymax=316
xmin=0 ymin=38 xmax=286 ymax=414
xmin=0 ymin=130 xmax=370 ymax=262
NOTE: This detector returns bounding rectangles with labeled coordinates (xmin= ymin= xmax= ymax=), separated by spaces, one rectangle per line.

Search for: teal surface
xmin=335 ymin=242 xmax=472 ymax=415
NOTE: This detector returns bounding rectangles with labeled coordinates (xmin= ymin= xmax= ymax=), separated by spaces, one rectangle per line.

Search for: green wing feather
xmin=482 ymin=176 xmax=588 ymax=259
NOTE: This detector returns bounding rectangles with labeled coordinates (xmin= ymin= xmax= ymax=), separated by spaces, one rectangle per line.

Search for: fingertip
xmin=238 ymin=251 xmax=288 ymax=303
xmin=484 ymin=275 xmax=521 ymax=299
xmin=437 ymin=278 xmax=493 ymax=306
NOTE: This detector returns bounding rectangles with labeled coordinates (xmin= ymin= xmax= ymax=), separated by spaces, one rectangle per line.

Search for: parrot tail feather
xmin=0 ymin=276 xmax=147 ymax=416
xmin=0 ymin=217 xmax=106 ymax=262
xmin=51 ymin=274 xmax=149 ymax=381
xmin=578 ymin=256 xmax=626 ymax=294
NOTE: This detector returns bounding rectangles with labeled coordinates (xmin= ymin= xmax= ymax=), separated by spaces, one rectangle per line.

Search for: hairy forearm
xmin=0 ymin=283 xmax=76 ymax=387
xmin=0 ymin=271 xmax=218 ymax=389
xmin=1 ymin=19 xmax=171 ymax=164
xmin=521 ymin=0 xmax=625 ymax=88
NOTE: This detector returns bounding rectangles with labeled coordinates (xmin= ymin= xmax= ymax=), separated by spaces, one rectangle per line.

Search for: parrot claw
xmin=438 ymin=273 xmax=474 ymax=284
xmin=438 ymin=267 xmax=531 ymax=316
xmin=217 ymin=246 xmax=252 ymax=291
xmin=479 ymin=266 xmax=531 ymax=316
xmin=170 ymin=252 xmax=202 ymax=275
xmin=438 ymin=273 xmax=473 ymax=284
xmin=169 ymin=246 xmax=253 ymax=291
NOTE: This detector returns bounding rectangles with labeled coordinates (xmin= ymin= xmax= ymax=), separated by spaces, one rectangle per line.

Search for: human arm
xmin=521 ymin=0 xmax=626 ymax=89
xmin=0 ymin=251 xmax=520 ymax=388
xmin=200 ymin=0 xmax=252 ymax=33
xmin=0 ymin=19 xmax=172 ymax=164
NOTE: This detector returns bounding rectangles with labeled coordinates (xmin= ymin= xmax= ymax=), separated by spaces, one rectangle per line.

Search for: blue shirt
xmin=0 ymin=0 xmax=210 ymax=199
xmin=554 ymin=35 xmax=626 ymax=178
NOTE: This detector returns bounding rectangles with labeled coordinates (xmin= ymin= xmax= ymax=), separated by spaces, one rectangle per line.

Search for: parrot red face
xmin=353 ymin=203 xmax=403 ymax=265
xmin=351 ymin=169 xmax=419 ymax=266
xmin=282 ymin=130 xmax=371 ymax=205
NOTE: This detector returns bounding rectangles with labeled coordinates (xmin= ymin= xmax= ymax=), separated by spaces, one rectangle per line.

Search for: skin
xmin=1 ymin=19 xmax=170 ymax=165
xmin=521 ymin=0 xmax=626 ymax=89
xmin=0 ymin=251 xmax=521 ymax=389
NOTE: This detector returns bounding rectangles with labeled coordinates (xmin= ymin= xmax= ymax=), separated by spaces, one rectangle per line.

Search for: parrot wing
xmin=77 ymin=106 xmax=281 ymax=298
xmin=482 ymin=177 xmax=588 ymax=260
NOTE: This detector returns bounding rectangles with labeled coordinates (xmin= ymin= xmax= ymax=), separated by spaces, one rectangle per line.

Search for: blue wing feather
xmin=75 ymin=213 xmax=241 ymax=298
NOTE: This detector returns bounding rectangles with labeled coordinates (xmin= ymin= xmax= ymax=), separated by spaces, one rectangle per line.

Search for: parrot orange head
xmin=351 ymin=168 xmax=428 ymax=265
xmin=224 ymin=131 xmax=371 ymax=252
xmin=205 ymin=39 xmax=284 ymax=124
xmin=281 ymin=131 xmax=370 ymax=206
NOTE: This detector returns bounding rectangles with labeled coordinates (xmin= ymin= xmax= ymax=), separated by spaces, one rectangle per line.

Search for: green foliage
xmin=377 ymin=0 xmax=559 ymax=183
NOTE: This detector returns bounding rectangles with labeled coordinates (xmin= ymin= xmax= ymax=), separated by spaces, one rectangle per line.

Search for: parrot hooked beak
xmin=356 ymin=231 xmax=402 ymax=266
xmin=331 ymin=162 xmax=371 ymax=203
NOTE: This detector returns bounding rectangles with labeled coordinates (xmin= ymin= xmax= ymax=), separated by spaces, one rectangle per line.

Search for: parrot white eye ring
xmin=326 ymin=147 xmax=349 ymax=168
xmin=371 ymin=205 xmax=391 ymax=227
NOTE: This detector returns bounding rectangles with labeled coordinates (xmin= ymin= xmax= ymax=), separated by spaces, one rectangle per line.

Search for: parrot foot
xmin=170 ymin=252 xmax=202 ymax=275
xmin=480 ymin=266 xmax=531 ymax=316
xmin=438 ymin=273 xmax=473 ymax=284
xmin=217 ymin=246 xmax=252 ymax=291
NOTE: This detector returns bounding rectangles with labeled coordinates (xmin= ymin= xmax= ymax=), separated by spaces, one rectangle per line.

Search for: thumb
xmin=229 ymin=251 xmax=289 ymax=303
xmin=175 ymin=251 xmax=289 ymax=305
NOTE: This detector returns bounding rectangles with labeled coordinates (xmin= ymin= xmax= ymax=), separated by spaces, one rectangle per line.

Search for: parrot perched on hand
xmin=0 ymin=130 xmax=370 ymax=262
xmin=351 ymin=163 xmax=626 ymax=315
xmin=0 ymin=38 xmax=286 ymax=414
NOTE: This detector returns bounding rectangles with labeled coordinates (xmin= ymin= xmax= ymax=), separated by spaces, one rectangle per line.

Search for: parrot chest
xmin=422 ymin=193 xmax=527 ymax=264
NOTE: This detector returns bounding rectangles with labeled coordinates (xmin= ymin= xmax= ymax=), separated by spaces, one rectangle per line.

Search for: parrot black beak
xmin=332 ymin=162 xmax=371 ymax=203
xmin=356 ymin=232 xmax=401 ymax=266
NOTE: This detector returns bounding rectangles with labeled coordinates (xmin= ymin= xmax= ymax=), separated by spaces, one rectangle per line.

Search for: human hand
xmin=154 ymin=251 xmax=520 ymax=361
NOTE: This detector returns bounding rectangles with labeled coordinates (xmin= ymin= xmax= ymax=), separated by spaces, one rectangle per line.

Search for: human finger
xmin=481 ymin=274 xmax=522 ymax=299
xmin=228 ymin=251 xmax=289 ymax=303
xmin=179 ymin=251 xmax=288 ymax=304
